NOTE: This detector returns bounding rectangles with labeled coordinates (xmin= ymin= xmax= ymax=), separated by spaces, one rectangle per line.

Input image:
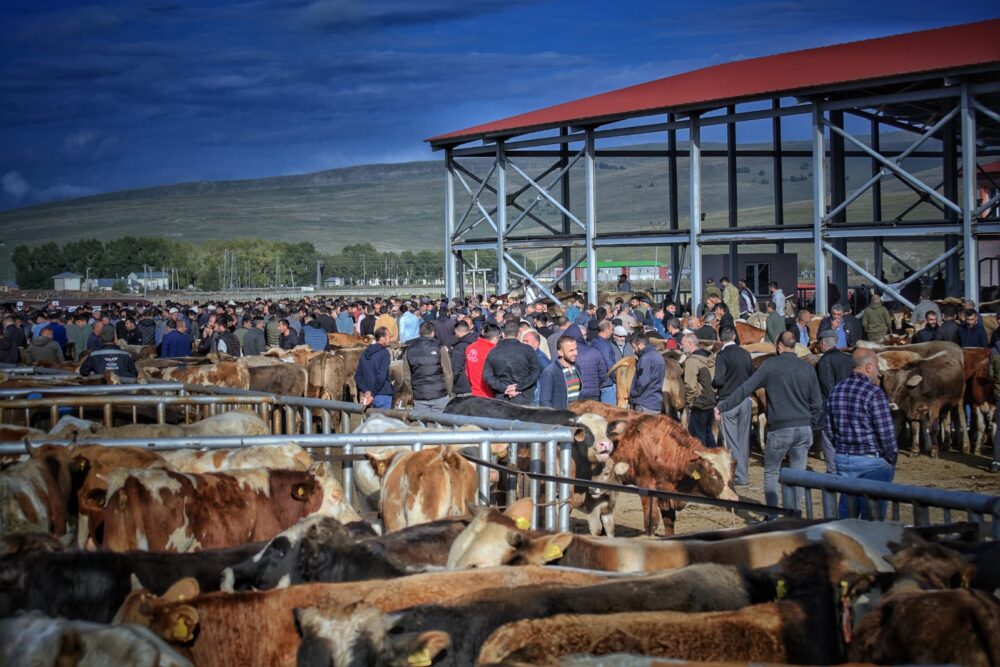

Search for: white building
xmin=52 ymin=272 xmax=82 ymax=291
xmin=127 ymin=271 xmax=169 ymax=290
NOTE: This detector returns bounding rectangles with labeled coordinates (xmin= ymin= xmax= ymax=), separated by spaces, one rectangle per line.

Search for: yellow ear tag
xmin=775 ymin=579 xmax=787 ymax=600
xmin=173 ymin=616 xmax=189 ymax=641
xmin=514 ymin=517 xmax=530 ymax=530
xmin=178 ymin=594 xmax=186 ymax=601
xmin=840 ymin=580 xmax=849 ymax=597
xmin=297 ymin=486 xmax=305 ymax=497
xmin=543 ymin=544 xmax=563 ymax=562
xmin=407 ymin=649 xmax=432 ymax=667
xmin=691 ymin=470 xmax=701 ymax=480
xmin=79 ymin=461 xmax=87 ymax=470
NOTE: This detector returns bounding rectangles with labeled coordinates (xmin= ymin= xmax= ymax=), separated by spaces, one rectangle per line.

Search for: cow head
xmin=113 ymin=576 xmax=200 ymax=644
xmin=587 ymin=461 xmax=630 ymax=499
xmin=294 ymin=603 xmax=449 ymax=667
xmin=568 ymin=412 xmax=615 ymax=462
xmin=446 ymin=500 xmax=573 ymax=569
xmin=682 ymin=450 xmax=738 ymax=501
xmin=310 ymin=462 xmax=363 ymax=524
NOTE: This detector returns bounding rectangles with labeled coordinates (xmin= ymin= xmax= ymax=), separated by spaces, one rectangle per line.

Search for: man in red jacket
xmin=465 ymin=323 xmax=499 ymax=398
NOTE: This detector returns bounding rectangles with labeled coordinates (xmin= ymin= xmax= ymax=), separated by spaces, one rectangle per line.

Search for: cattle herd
xmin=1 ymin=304 xmax=999 ymax=666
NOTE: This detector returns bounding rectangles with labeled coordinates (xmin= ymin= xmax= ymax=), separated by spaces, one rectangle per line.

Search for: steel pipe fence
xmin=780 ymin=468 xmax=1000 ymax=540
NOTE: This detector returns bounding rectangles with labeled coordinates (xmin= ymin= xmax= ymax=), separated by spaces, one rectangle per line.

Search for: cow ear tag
xmin=173 ymin=616 xmax=190 ymax=641
xmin=297 ymin=486 xmax=305 ymax=497
xmin=691 ymin=470 xmax=701 ymax=480
xmin=407 ymin=649 xmax=432 ymax=667
xmin=543 ymin=543 xmax=563 ymax=562
xmin=514 ymin=517 xmax=530 ymax=530
xmin=775 ymin=579 xmax=787 ymax=600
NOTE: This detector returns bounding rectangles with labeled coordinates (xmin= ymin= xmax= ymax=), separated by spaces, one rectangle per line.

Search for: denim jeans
xmin=413 ymin=396 xmax=450 ymax=412
xmin=371 ymin=394 xmax=393 ymax=409
xmin=835 ymin=453 xmax=895 ymax=519
xmin=764 ymin=426 xmax=812 ymax=507
xmin=688 ymin=407 xmax=716 ymax=448
xmin=600 ymin=384 xmax=617 ymax=405
xmin=720 ymin=398 xmax=751 ymax=485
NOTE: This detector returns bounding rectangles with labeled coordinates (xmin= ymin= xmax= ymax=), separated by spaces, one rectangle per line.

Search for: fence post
xmin=558 ymin=439 xmax=572 ymax=532
xmin=342 ymin=441 xmax=354 ymax=505
xmin=545 ymin=439 xmax=557 ymax=530
xmin=529 ymin=442 xmax=542 ymax=529
xmin=506 ymin=442 xmax=519 ymax=508
xmin=478 ymin=440 xmax=492 ymax=506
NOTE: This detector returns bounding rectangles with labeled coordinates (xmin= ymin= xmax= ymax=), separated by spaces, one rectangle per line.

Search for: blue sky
xmin=1 ymin=0 xmax=996 ymax=209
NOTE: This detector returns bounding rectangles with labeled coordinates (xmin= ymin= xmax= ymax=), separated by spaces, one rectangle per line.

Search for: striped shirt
xmin=823 ymin=373 xmax=898 ymax=465
xmin=562 ymin=365 xmax=582 ymax=402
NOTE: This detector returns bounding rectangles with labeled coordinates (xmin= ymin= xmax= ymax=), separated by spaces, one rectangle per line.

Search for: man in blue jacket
xmin=563 ymin=323 xmax=606 ymax=403
xmin=590 ymin=320 xmax=617 ymax=404
xmin=355 ymin=327 xmax=395 ymax=409
xmin=630 ymin=334 xmax=665 ymax=414
xmin=538 ymin=336 xmax=581 ymax=409
xmin=160 ymin=320 xmax=192 ymax=358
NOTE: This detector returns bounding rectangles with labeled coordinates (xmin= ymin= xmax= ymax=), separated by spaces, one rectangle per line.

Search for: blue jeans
xmin=764 ymin=426 xmax=812 ymax=507
xmin=372 ymin=394 xmax=393 ymax=409
xmin=835 ymin=453 xmax=894 ymax=519
xmin=600 ymin=384 xmax=616 ymax=405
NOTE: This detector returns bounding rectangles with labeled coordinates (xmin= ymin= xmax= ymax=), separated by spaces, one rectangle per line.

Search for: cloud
xmin=2 ymin=171 xmax=30 ymax=199
xmin=64 ymin=129 xmax=120 ymax=159
xmin=284 ymin=0 xmax=537 ymax=32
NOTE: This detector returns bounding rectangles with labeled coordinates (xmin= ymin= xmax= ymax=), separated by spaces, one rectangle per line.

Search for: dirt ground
xmin=594 ymin=446 xmax=1000 ymax=537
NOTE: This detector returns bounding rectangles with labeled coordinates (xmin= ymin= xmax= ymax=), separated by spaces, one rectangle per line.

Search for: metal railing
xmin=780 ymin=468 xmax=1000 ymax=540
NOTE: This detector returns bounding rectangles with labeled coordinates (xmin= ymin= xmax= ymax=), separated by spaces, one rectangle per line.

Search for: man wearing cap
xmin=611 ymin=325 xmax=634 ymax=362
xmin=80 ymin=326 xmax=137 ymax=379
xmin=815 ymin=329 xmax=854 ymax=472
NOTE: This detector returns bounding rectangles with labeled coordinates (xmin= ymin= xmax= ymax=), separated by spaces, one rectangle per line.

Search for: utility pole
xmin=316 ymin=260 xmax=321 ymax=287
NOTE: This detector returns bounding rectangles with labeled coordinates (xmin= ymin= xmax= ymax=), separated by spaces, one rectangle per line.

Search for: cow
xmin=570 ymin=459 xmax=629 ymax=537
xmin=568 ymin=401 xmax=737 ymax=535
xmin=158 ymin=443 xmax=312 ymax=473
xmin=876 ymin=341 xmax=967 ymax=456
xmin=351 ymin=415 xmax=413 ymax=514
xmin=963 ymin=347 xmax=996 ymax=455
xmin=239 ymin=356 xmax=308 ymax=397
xmin=157 ymin=361 xmax=251 ymax=391
xmin=221 ymin=515 xmax=463 ymax=591
xmin=605 ymin=354 xmax=684 ymax=417
xmin=0 ymin=540 xmax=265 ymax=623
xmin=0 ymin=613 xmax=192 ymax=667
xmin=327 ymin=332 xmax=370 ymax=348
xmin=100 ymin=463 xmax=360 ymax=552
xmin=0 ymin=445 xmax=73 ymax=539
xmin=298 ymin=562 xmax=758 ymax=667
xmin=116 ymin=567 xmax=604 ymax=667
xmin=734 ymin=320 xmax=766 ymax=344
xmin=51 ymin=411 xmax=270 ymax=440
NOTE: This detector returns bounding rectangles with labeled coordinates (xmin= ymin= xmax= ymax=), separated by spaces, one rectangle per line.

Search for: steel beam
xmin=560 ymin=127 xmax=573 ymax=291
xmin=891 ymin=245 xmax=962 ymax=291
xmin=689 ymin=114 xmax=703 ymax=309
xmin=944 ymin=116 xmax=961 ymax=294
xmin=584 ymin=128 xmax=598 ymax=303
xmin=444 ymin=149 xmax=457 ymax=299
xmin=496 ymin=142 xmax=508 ymax=293
xmin=668 ymin=113 xmax=681 ymax=296
xmin=507 ymin=158 xmax=586 ymax=233
xmin=829 ymin=110 xmax=848 ymax=310
xmin=773 ymin=99 xmax=785 ymax=254
xmin=812 ymin=106 xmax=828 ymax=315
xmin=726 ymin=105 xmax=738 ymax=280
xmin=961 ymin=85 xmax=978 ymax=303
xmin=504 ymin=252 xmax=563 ymax=305
xmin=823 ymin=243 xmax=914 ymax=309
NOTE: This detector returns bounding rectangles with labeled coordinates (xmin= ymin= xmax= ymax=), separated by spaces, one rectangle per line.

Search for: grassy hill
xmin=0 ymin=135 xmax=946 ymax=268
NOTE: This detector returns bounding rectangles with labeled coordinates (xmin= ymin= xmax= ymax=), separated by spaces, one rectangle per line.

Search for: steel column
xmin=961 ymin=85 xmax=978 ymax=302
xmin=726 ymin=105 xmax=739 ymax=281
xmin=560 ymin=128 xmax=573 ymax=292
xmin=689 ymin=114 xmax=703 ymax=309
xmin=544 ymin=439 xmax=558 ymax=530
xmin=871 ymin=119 xmax=883 ymax=288
xmin=668 ymin=113 xmax=681 ymax=296
xmin=584 ymin=128 xmax=598 ymax=303
xmin=496 ymin=142 xmax=509 ymax=294
xmin=444 ymin=148 xmax=457 ymax=299
xmin=773 ymin=100 xmax=785 ymax=254
xmin=943 ymin=117 xmax=961 ymax=294
xmin=812 ymin=106 xmax=828 ymax=315
xmin=829 ymin=110 xmax=848 ymax=310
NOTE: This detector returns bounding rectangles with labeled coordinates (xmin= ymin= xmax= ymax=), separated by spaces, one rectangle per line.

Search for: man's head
xmin=819 ymin=330 xmax=837 ymax=352
xmin=680 ymin=332 xmax=698 ymax=354
xmin=633 ymin=333 xmax=651 ymax=354
xmin=99 ymin=326 xmax=115 ymax=344
xmin=596 ymin=320 xmax=613 ymax=340
xmin=766 ymin=301 xmax=776 ymax=313
xmin=374 ymin=326 xmax=391 ymax=345
xmin=556 ymin=336 xmax=577 ymax=365
xmin=963 ymin=309 xmax=979 ymax=328
xmin=797 ymin=309 xmax=811 ymax=326
xmin=719 ymin=326 xmax=737 ymax=344
xmin=419 ymin=321 xmax=436 ymax=338
xmin=454 ymin=321 xmax=470 ymax=337
xmin=176 ymin=320 xmax=187 ymax=334
xmin=941 ymin=304 xmax=957 ymax=320
xmin=612 ymin=325 xmax=629 ymax=345
xmin=704 ymin=312 xmax=717 ymax=328
xmin=924 ymin=311 xmax=938 ymax=328
xmin=481 ymin=323 xmax=500 ymax=341
xmin=278 ymin=319 xmax=290 ymax=334
xmin=769 ymin=281 xmax=779 ymax=293
xmin=720 ymin=276 xmax=730 ymax=286
xmin=831 ymin=304 xmax=844 ymax=320
xmin=522 ymin=330 xmax=541 ymax=350
xmin=853 ymin=348 xmax=879 ymax=382
xmin=39 ymin=325 xmax=54 ymax=338
xmin=502 ymin=321 xmax=520 ymax=339
xmin=776 ymin=330 xmax=797 ymax=353
xmin=666 ymin=317 xmax=681 ymax=334
xmin=712 ymin=302 xmax=726 ymax=318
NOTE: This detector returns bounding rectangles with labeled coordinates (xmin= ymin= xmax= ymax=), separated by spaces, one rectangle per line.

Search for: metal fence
xmin=780 ymin=468 xmax=1000 ymax=540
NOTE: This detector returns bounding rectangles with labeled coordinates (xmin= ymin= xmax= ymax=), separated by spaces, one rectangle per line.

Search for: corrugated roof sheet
xmin=428 ymin=19 xmax=1000 ymax=146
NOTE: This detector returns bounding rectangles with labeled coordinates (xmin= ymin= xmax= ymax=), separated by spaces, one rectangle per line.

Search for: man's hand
xmin=714 ymin=407 xmax=721 ymax=421
xmin=361 ymin=391 xmax=373 ymax=406
xmin=504 ymin=383 xmax=519 ymax=398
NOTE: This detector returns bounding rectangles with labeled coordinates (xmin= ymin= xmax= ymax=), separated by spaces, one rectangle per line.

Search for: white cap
xmin=613 ymin=325 xmax=629 ymax=337
xmin=169 ymin=307 xmax=179 ymax=314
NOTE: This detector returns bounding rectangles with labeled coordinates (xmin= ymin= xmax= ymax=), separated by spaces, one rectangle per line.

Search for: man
xmin=562 ymin=324 xmax=605 ymax=402
xmin=483 ymin=321 xmax=542 ymax=405
xmin=373 ymin=307 xmax=398 ymax=342
xmin=712 ymin=302 xmax=736 ymax=337
xmin=716 ymin=331 xmax=823 ymax=507
xmin=861 ymin=294 xmax=892 ymax=342
xmin=768 ymin=281 xmax=785 ymax=317
xmin=818 ymin=304 xmax=859 ymax=349
xmin=815 ymin=330 xmax=854 ymax=472
xmin=765 ymin=301 xmax=784 ymax=344
xmin=466 ymin=323 xmax=499 ymax=398
xmin=912 ymin=290 xmax=941 ymax=323
xmin=824 ymin=348 xmax=898 ymax=518
xmin=396 ymin=305 xmax=421 ymax=345
xmin=616 ymin=303 xmax=637 ymax=330
xmin=720 ymin=277 xmax=740 ymax=320
xmin=432 ymin=305 xmax=457 ymax=349
xmin=450 ymin=320 xmax=477 ymax=398
xmin=74 ymin=313 xmax=92 ymax=361
xmin=0 ymin=317 xmax=21 ymax=364
xmin=990 ymin=330 xmax=1000 ymax=473
xmin=160 ymin=320 xmax=192 ymax=358
xmin=664 ymin=318 xmax=684 ymax=351
xmin=737 ymin=279 xmax=757 ymax=317
xmin=79 ymin=326 xmax=137 ymax=379
xmin=713 ymin=326 xmax=752 ymax=482
xmin=406 ymin=322 xmax=453 ymax=411
xmin=300 ymin=313 xmax=328 ymax=352
xmin=335 ymin=305 xmax=355 ymax=334
xmin=25 ymin=325 xmax=65 ymax=365
xmin=616 ymin=273 xmax=632 ymax=293
xmin=213 ymin=316 xmax=242 ymax=357
xmin=538 ymin=336 xmax=581 ymax=409
xmin=123 ymin=318 xmax=142 ymax=346
xmin=277 ymin=319 xmax=299 ymax=350
xmin=646 ymin=306 xmax=667 ymax=337
xmin=936 ymin=304 xmax=962 ymax=344
xmin=590 ymin=321 xmax=617 ymax=404
xmin=235 ymin=317 xmax=252 ymax=348
xmin=958 ymin=309 xmax=989 ymax=348
xmin=790 ymin=309 xmax=812 ymax=347
xmin=546 ymin=316 xmax=568 ymax=359
xmin=611 ymin=325 xmax=634 ymax=362
xmin=242 ymin=317 xmax=266 ymax=356
xmin=630 ymin=334 xmax=665 ymax=414
xmin=355 ymin=327 xmax=394 ymax=409
xmin=703 ymin=279 xmax=723 ymax=307
xmin=912 ymin=311 xmax=940 ymax=344
xmin=696 ymin=313 xmax=718 ymax=341
xmin=681 ymin=332 xmax=716 ymax=446
xmin=523 ymin=330 xmax=550 ymax=370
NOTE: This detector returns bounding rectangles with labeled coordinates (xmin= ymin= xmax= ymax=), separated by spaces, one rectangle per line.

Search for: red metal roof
xmin=428 ymin=19 xmax=1000 ymax=146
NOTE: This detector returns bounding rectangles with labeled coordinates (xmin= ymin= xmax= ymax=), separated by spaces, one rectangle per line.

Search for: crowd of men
xmin=3 ymin=272 xmax=999 ymax=505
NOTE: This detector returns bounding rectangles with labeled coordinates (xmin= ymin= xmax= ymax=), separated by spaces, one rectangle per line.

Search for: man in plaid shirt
xmin=823 ymin=347 xmax=898 ymax=518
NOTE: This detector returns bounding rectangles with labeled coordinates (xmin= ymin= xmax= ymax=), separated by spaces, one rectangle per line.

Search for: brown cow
xmin=116 ymin=567 xmax=603 ymax=667
xmin=101 ymin=463 xmax=359 ymax=552
xmin=327 ymin=332 xmax=371 ymax=348
xmin=160 ymin=362 xmax=251 ymax=391
xmin=734 ymin=320 xmax=766 ymax=344
xmin=963 ymin=347 xmax=996 ymax=455
xmin=569 ymin=401 xmax=736 ymax=535
xmin=239 ymin=357 xmax=308 ymax=397
xmin=0 ymin=445 xmax=73 ymax=538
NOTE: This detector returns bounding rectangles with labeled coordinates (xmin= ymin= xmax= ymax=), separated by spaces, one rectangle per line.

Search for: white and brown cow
xmin=0 ymin=445 xmax=74 ymax=539
xmin=100 ymin=463 xmax=359 ymax=552
xmin=51 ymin=411 xmax=270 ymax=440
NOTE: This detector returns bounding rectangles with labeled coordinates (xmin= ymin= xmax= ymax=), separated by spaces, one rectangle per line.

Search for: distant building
xmin=0 ymin=280 xmax=17 ymax=292
xmin=84 ymin=278 xmax=119 ymax=292
xmin=575 ymin=261 xmax=668 ymax=283
xmin=53 ymin=271 xmax=82 ymax=291
xmin=323 ymin=276 xmax=345 ymax=287
xmin=127 ymin=271 xmax=169 ymax=290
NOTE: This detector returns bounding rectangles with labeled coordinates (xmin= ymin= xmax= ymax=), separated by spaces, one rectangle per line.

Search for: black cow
xmin=0 ymin=541 xmax=264 ymax=623
xmin=223 ymin=517 xmax=466 ymax=591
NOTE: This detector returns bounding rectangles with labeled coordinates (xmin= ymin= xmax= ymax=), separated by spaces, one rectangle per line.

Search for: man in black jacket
xmin=432 ymin=304 xmax=457 ymax=349
xmin=355 ymin=327 xmax=394 ymax=409
xmin=817 ymin=304 xmax=860 ymax=349
xmin=912 ymin=311 xmax=939 ymax=344
xmin=716 ymin=331 xmax=823 ymax=506
xmin=713 ymin=326 xmax=753 ymax=485
xmin=936 ymin=304 xmax=962 ymax=344
xmin=814 ymin=330 xmax=854 ymax=472
xmin=483 ymin=321 xmax=541 ymax=406
xmin=449 ymin=321 xmax=477 ymax=397
xmin=406 ymin=322 xmax=453 ymax=411
xmin=80 ymin=326 xmax=138 ymax=379
xmin=277 ymin=318 xmax=298 ymax=350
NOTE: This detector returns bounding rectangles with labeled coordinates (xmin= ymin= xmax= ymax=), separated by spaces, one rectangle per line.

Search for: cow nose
xmin=596 ymin=440 xmax=614 ymax=461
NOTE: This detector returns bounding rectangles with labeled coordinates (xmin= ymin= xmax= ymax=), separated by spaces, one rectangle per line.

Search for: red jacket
xmin=465 ymin=337 xmax=497 ymax=397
